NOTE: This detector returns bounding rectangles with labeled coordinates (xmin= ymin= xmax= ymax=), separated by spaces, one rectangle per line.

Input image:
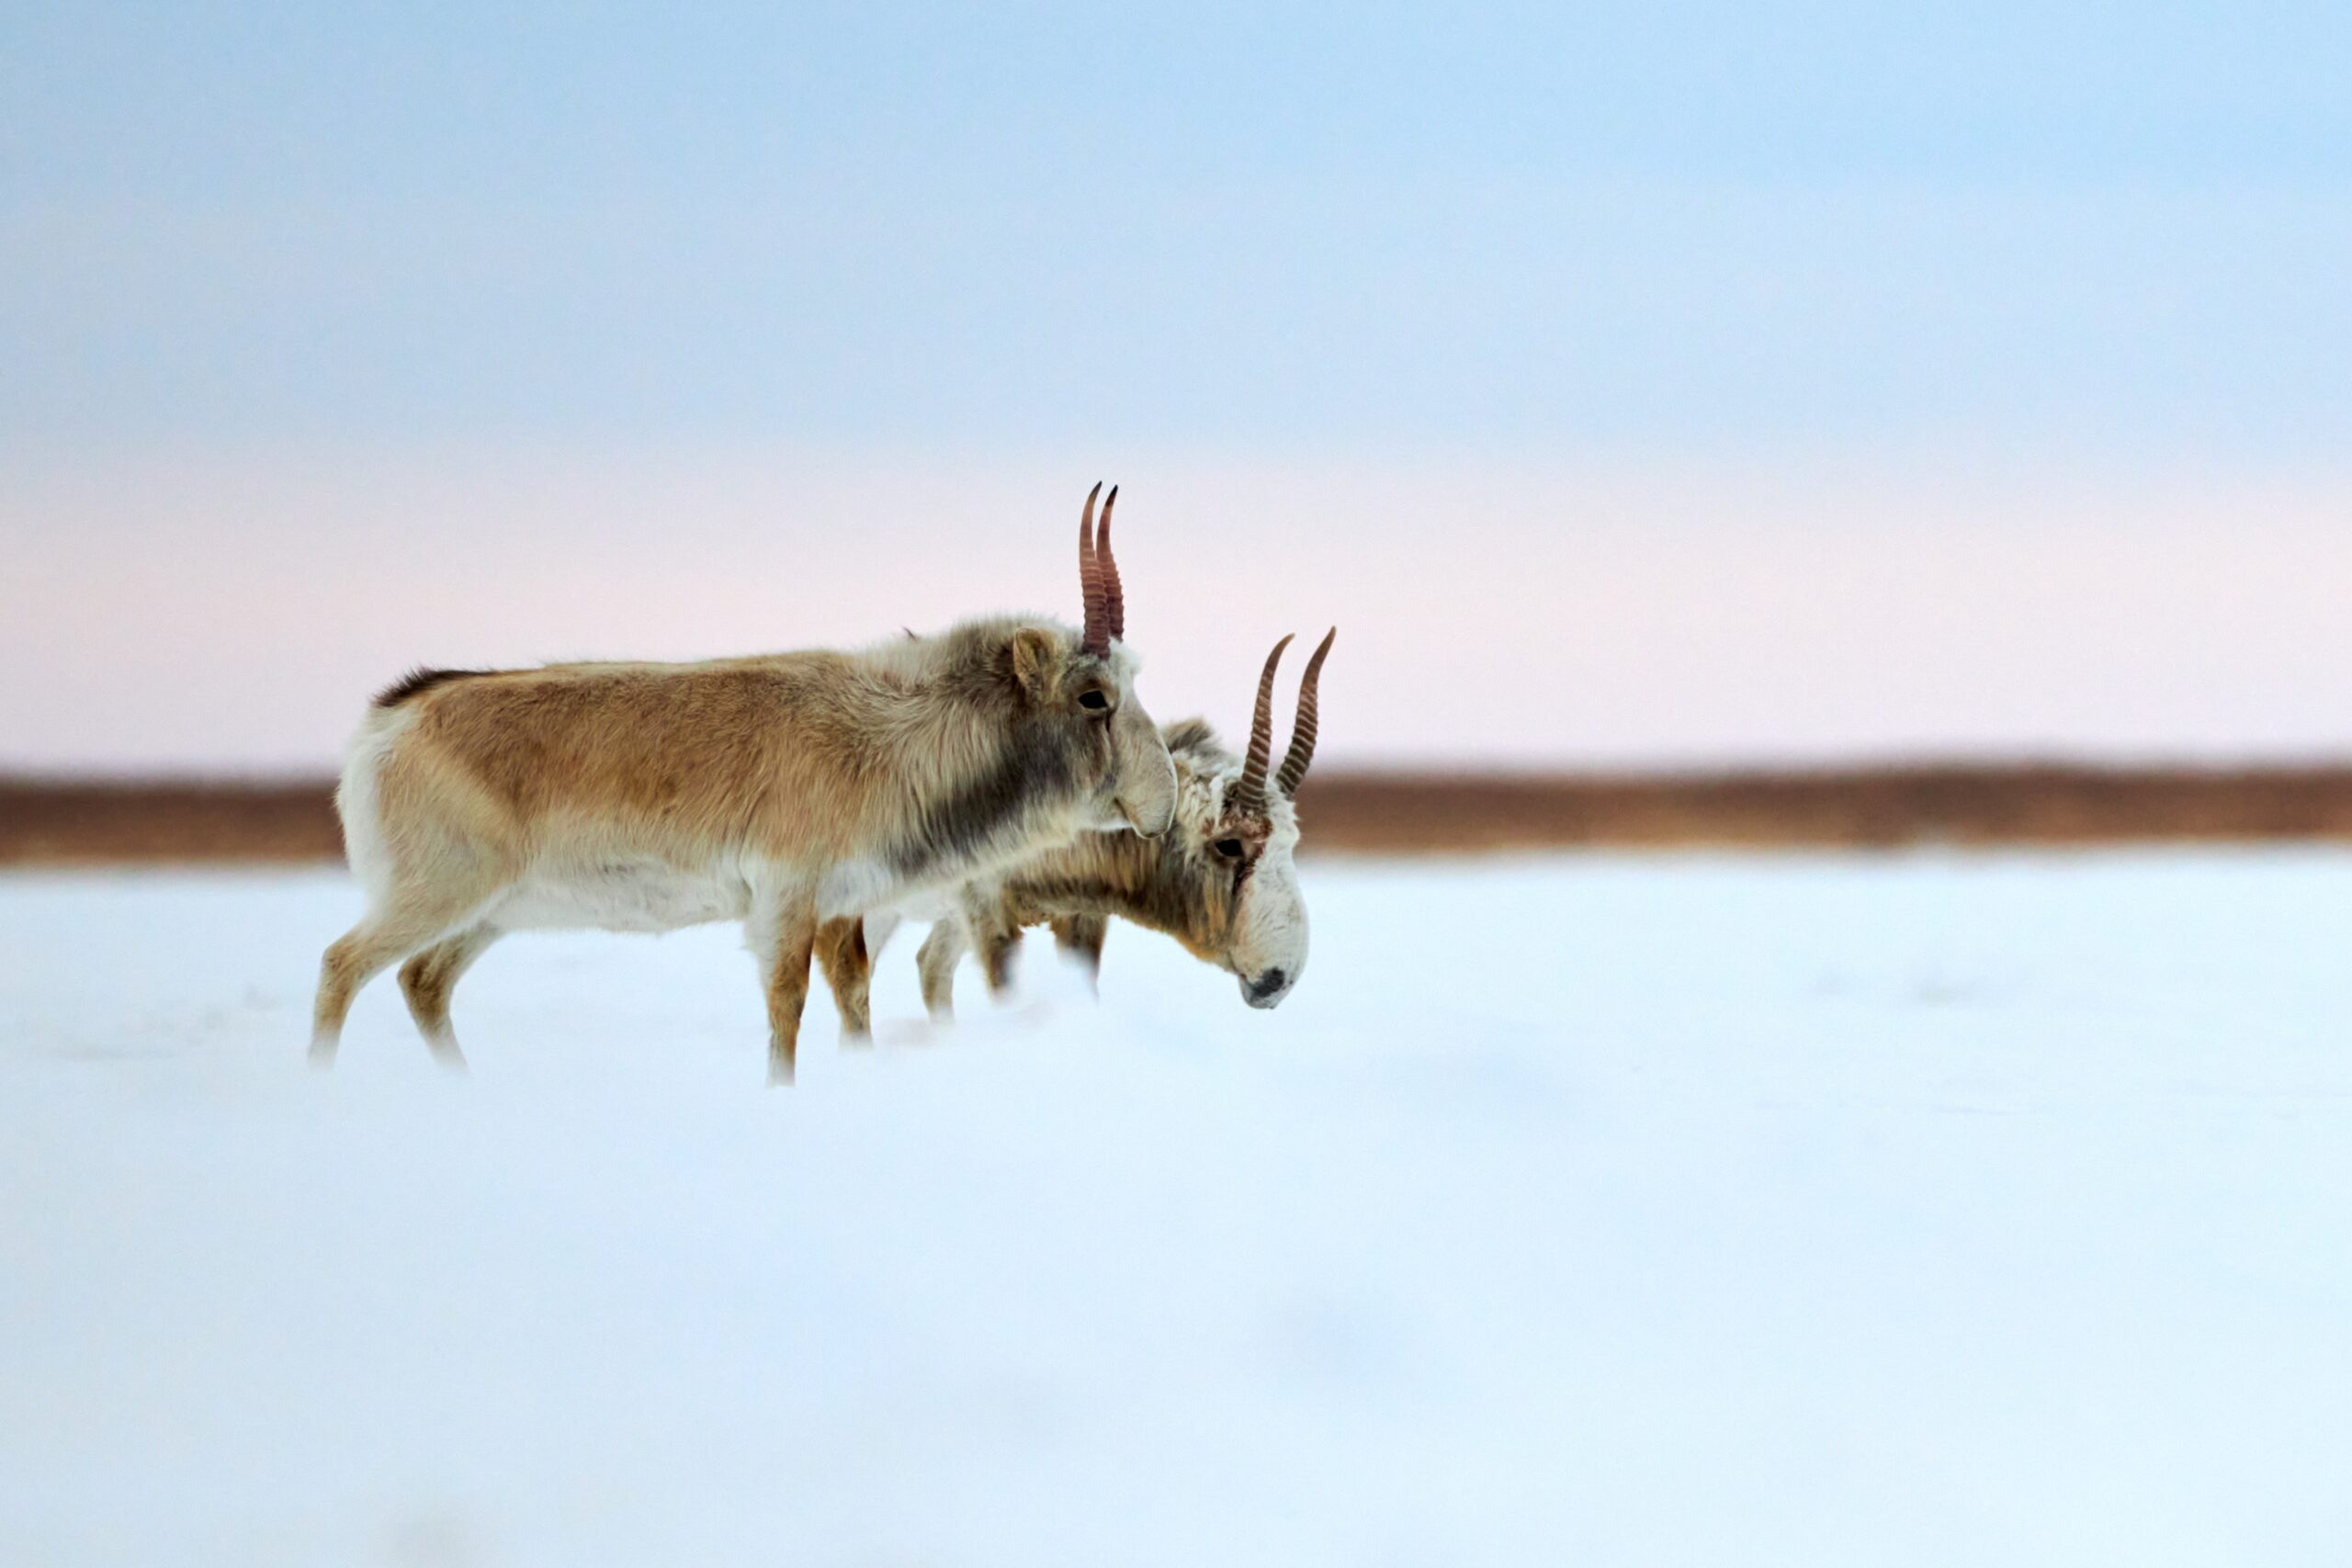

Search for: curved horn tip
xmin=1097 ymin=485 xmax=1125 ymax=642
xmin=1078 ymin=483 xmax=1111 ymax=654
xmin=1274 ymin=628 xmax=1335 ymax=797
xmin=1231 ymin=633 xmax=1295 ymax=815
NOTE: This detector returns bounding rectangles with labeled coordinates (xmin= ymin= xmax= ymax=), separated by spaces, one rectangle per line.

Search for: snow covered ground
xmin=4 ymin=852 xmax=2348 ymax=1567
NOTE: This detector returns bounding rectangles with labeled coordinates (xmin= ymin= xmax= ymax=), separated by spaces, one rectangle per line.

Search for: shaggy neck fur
xmin=871 ymin=616 xmax=1126 ymax=893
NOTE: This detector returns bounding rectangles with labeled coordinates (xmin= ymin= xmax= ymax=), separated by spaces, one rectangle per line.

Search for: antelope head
xmin=1188 ymin=628 xmax=1335 ymax=1008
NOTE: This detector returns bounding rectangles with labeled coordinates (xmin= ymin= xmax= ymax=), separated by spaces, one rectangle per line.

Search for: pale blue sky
xmin=6 ymin=0 xmax=2347 ymax=457
xmin=4 ymin=3 xmax=2350 ymax=768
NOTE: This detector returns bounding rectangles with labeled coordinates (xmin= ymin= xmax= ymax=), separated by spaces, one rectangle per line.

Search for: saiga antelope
xmin=816 ymin=628 xmax=1334 ymax=1032
xmin=311 ymin=486 xmax=1176 ymax=1082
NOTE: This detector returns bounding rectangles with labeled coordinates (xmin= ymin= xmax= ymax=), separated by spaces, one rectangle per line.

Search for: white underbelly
xmin=872 ymin=887 xmax=958 ymax=925
xmin=495 ymin=859 xmax=752 ymax=933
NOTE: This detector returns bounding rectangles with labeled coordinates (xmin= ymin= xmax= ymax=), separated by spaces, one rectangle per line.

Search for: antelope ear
xmin=1163 ymin=716 xmax=1218 ymax=756
xmin=1007 ymin=627 xmax=1058 ymax=701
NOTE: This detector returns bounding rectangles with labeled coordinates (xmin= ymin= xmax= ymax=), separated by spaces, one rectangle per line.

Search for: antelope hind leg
xmin=396 ymin=922 xmax=503 ymax=1071
xmin=311 ymin=878 xmax=501 ymax=1067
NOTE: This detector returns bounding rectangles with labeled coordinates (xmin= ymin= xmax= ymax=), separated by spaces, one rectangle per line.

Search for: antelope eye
xmin=1214 ymin=837 xmax=1246 ymax=859
xmin=1078 ymin=689 xmax=1110 ymax=711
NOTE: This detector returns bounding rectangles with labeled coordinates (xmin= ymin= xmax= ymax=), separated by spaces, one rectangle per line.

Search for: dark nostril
xmin=1249 ymin=967 xmax=1287 ymax=1000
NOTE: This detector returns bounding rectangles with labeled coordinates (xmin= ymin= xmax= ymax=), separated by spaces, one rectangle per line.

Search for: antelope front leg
xmin=978 ymin=924 xmax=1024 ymax=999
xmin=752 ymin=894 xmax=820 ymax=1086
xmin=958 ymin=888 xmax=1023 ymax=1002
xmin=813 ymin=917 xmax=873 ymax=1043
xmin=1050 ymin=914 xmax=1108 ymax=994
xmin=916 ymin=919 xmax=967 ymax=1022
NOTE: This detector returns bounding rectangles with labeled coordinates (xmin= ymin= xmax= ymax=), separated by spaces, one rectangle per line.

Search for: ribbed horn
xmin=1274 ymin=626 xmax=1335 ymax=796
xmin=1231 ymin=634 xmax=1293 ymax=818
xmin=1078 ymin=483 xmax=1109 ymax=656
xmin=1097 ymin=484 xmax=1125 ymax=644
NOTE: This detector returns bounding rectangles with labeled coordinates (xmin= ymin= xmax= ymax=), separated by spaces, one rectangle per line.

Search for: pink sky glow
xmin=5 ymin=445 xmax=2348 ymax=774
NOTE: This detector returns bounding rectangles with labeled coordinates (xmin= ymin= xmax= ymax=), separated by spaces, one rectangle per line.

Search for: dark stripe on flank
xmin=888 ymin=724 xmax=1080 ymax=881
xmin=372 ymin=667 xmax=494 ymax=707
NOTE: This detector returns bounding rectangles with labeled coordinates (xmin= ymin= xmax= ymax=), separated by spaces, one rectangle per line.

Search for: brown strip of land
xmin=14 ymin=766 xmax=2352 ymax=866
xmin=1295 ymin=767 xmax=2352 ymax=852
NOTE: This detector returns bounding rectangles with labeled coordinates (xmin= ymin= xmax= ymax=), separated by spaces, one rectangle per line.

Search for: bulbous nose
xmin=1243 ymin=967 xmax=1289 ymax=1008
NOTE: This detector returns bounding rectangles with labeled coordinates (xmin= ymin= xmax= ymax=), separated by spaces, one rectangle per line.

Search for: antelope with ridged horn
xmin=822 ymin=627 xmax=1337 ymax=1029
xmin=311 ymin=484 xmax=1176 ymax=1083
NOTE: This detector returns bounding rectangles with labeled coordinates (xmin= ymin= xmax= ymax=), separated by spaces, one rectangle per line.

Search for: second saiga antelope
xmin=310 ymin=486 xmax=1174 ymax=1082
xmin=816 ymin=628 xmax=1335 ymax=1032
